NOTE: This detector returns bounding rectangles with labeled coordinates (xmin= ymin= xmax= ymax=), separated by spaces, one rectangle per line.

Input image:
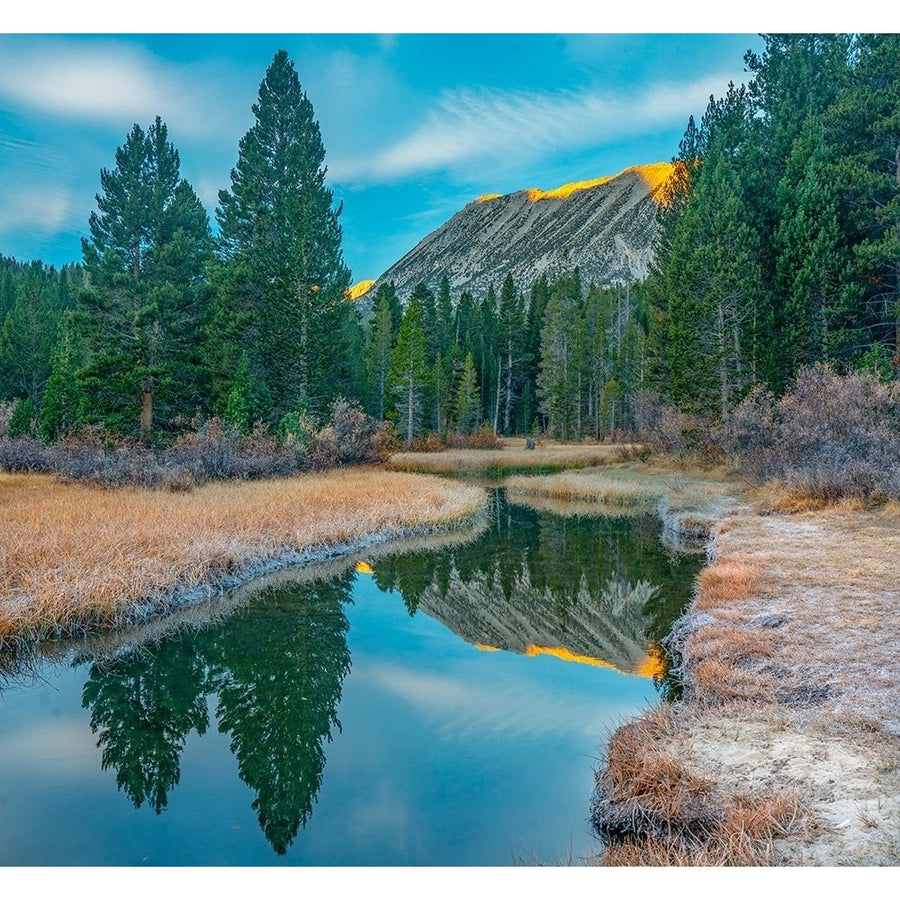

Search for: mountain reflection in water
xmin=3 ymin=489 xmax=701 ymax=862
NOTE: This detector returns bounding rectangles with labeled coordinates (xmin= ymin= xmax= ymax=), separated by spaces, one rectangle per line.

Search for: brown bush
xmin=0 ymin=400 xmax=386 ymax=488
xmin=443 ymin=425 xmax=503 ymax=450
xmin=726 ymin=366 xmax=900 ymax=502
xmin=634 ymin=391 xmax=715 ymax=458
xmin=405 ymin=431 xmax=447 ymax=453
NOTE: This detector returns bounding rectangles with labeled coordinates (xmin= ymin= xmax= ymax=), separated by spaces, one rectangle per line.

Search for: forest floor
xmin=0 ymin=468 xmax=485 ymax=655
xmin=506 ymin=460 xmax=900 ymax=866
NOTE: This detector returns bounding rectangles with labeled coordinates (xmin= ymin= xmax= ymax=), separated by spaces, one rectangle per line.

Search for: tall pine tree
xmin=212 ymin=50 xmax=355 ymax=420
xmin=76 ymin=118 xmax=213 ymax=441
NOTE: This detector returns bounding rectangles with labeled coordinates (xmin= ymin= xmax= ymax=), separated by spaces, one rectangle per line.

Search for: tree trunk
xmin=140 ymin=389 xmax=154 ymax=444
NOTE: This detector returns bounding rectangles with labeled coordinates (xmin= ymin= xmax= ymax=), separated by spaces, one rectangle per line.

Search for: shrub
xmin=444 ymin=426 xmax=504 ymax=450
xmin=0 ymin=400 xmax=388 ymax=489
xmin=635 ymin=391 xmax=711 ymax=458
xmin=727 ymin=365 xmax=900 ymax=502
xmin=0 ymin=437 xmax=52 ymax=473
xmin=308 ymin=398 xmax=382 ymax=469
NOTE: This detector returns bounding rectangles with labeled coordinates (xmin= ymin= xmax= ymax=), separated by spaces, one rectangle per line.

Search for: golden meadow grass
xmin=0 ymin=469 xmax=485 ymax=647
xmin=387 ymin=440 xmax=644 ymax=475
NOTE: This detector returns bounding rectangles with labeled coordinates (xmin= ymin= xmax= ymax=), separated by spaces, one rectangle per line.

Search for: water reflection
xmin=372 ymin=492 xmax=698 ymax=682
xmin=81 ymin=573 xmax=353 ymax=854
xmin=3 ymin=489 xmax=701 ymax=861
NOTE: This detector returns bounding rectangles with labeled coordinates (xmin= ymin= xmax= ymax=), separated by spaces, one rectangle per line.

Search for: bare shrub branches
xmin=725 ymin=365 xmax=900 ymax=503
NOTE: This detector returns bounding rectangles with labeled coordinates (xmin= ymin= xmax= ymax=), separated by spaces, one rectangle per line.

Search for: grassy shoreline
xmin=586 ymin=490 xmax=900 ymax=865
xmin=502 ymin=458 xmax=899 ymax=864
xmin=0 ymin=468 xmax=486 ymax=654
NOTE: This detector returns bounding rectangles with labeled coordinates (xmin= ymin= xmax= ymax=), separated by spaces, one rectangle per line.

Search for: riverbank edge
xmin=503 ymin=463 xmax=899 ymax=865
xmin=592 ymin=500 xmax=899 ymax=865
xmin=0 ymin=472 xmax=488 ymax=660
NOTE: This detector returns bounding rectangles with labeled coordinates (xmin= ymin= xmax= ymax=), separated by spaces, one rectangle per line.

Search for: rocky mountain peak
xmin=354 ymin=162 xmax=673 ymax=303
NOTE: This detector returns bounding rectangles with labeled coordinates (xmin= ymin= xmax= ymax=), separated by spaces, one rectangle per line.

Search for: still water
xmin=0 ymin=489 xmax=702 ymax=866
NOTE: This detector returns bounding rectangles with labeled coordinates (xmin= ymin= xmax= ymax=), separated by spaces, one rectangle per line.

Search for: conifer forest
xmin=1 ymin=36 xmax=898 ymax=453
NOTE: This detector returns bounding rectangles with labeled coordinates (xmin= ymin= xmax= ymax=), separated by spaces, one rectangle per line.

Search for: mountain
xmin=357 ymin=162 xmax=674 ymax=303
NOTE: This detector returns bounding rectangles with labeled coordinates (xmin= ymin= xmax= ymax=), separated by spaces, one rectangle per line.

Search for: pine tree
xmin=521 ymin=274 xmax=551 ymax=431
xmin=496 ymin=273 xmax=525 ymax=435
xmin=453 ymin=351 xmax=481 ymax=433
xmin=365 ymin=294 xmax=394 ymax=420
xmin=389 ymin=297 xmax=429 ymax=444
xmin=213 ymin=50 xmax=353 ymax=420
xmin=39 ymin=316 xmax=84 ymax=442
xmin=224 ymin=351 xmax=255 ymax=436
xmin=0 ymin=261 xmax=72 ymax=405
xmin=826 ymin=34 xmax=900 ymax=371
xmin=76 ymin=117 xmax=213 ymax=441
xmin=538 ymin=274 xmax=584 ymax=440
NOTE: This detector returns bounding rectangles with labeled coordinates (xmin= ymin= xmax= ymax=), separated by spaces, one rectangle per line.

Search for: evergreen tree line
xmin=642 ymin=33 xmax=900 ymax=420
xmin=2 ymin=37 xmax=898 ymax=452
xmin=1 ymin=50 xmax=364 ymax=447
xmin=363 ymin=270 xmax=648 ymax=443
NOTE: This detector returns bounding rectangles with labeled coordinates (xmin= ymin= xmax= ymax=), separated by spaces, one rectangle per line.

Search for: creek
xmin=0 ymin=487 xmax=702 ymax=865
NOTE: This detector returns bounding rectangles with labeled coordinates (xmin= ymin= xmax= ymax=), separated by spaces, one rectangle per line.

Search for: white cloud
xmin=330 ymin=73 xmax=731 ymax=186
xmin=0 ymin=184 xmax=73 ymax=235
xmin=0 ymin=37 xmax=251 ymax=143
xmin=358 ymin=657 xmax=636 ymax=743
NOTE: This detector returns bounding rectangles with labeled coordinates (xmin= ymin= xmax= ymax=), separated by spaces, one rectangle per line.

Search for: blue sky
xmin=0 ymin=29 xmax=770 ymax=283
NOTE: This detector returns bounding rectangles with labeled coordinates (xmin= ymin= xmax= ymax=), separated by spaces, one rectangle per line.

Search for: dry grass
xmin=505 ymin=469 xmax=661 ymax=507
xmin=387 ymin=440 xmax=644 ymax=475
xmin=694 ymin=554 xmax=760 ymax=609
xmin=506 ymin=463 xmax=743 ymax=546
xmin=593 ymin=788 xmax=809 ymax=866
xmin=593 ymin=497 xmax=900 ymax=866
xmin=592 ymin=703 xmax=812 ymax=865
xmin=0 ymin=469 xmax=485 ymax=648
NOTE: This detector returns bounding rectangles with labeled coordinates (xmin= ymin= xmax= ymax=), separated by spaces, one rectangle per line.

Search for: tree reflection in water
xmin=82 ymin=572 xmax=353 ymax=855
xmin=78 ymin=491 xmax=701 ymax=855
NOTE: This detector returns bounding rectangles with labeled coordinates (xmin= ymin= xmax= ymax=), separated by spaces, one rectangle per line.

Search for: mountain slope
xmin=364 ymin=162 xmax=673 ymax=301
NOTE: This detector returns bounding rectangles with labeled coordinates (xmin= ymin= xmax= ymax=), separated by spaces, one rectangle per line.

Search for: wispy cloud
xmin=330 ymin=73 xmax=729 ymax=186
xmin=0 ymin=37 xmax=250 ymax=142
xmin=0 ymin=184 xmax=73 ymax=235
xmin=358 ymin=657 xmax=636 ymax=743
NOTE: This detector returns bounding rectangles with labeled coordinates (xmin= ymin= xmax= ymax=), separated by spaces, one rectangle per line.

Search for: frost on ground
xmin=593 ymin=500 xmax=900 ymax=866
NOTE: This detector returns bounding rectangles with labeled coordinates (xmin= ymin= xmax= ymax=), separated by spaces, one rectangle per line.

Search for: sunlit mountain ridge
xmin=355 ymin=162 xmax=674 ymax=303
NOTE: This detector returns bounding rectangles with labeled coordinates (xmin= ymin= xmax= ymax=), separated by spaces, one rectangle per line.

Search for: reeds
xmin=505 ymin=470 xmax=661 ymax=507
xmin=387 ymin=441 xmax=644 ymax=475
xmin=0 ymin=469 xmax=485 ymax=648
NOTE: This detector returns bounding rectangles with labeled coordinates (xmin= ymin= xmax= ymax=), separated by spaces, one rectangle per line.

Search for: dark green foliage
xmin=80 ymin=574 xmax=353 ymax=853
xmin=454 ymin=351 xmax=481 ymax=433
xmin=643 ymin=32 xmax=899 ymax=439
xmin=364 ymin=293 xmax=395 ymax=420
xmin=538 ymin=273 xmax=584 ymax=440
xmin=389 ymin=296 xmax=429 ymax=443
xmin=497 ymin=272 xmax=525 ymax=435
xmin=212 ymin=50 xmax=354 ymax=420
xmin=82 ymin=635 xmax=211 ymax=814
xmin=38 ymin=316 xmax=84 ymax=442
xmin=7 ymin=396 xmax=35 ymax=439
xmin=224 ymin=350 xmax=256 ymax=436
xmin=0 ymin=260 xmax=78 ymax=406
xmin=75 ymin=117 xmax=214 ymax=442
